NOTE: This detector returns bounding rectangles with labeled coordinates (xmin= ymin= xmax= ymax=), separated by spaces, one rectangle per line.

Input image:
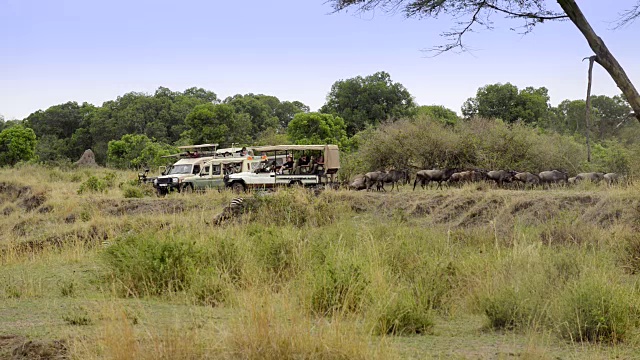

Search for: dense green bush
xmin=349 ymin=117 xmax=624 ymax=176
xmin=77 ymin=176 xmax=108 ymax=194
xmin=371 ymin=287 xmax=434 ymax=335
xmin=556 ymin=275 xmax=637 ymax=343
xmin=103 ymin=234 xmax=201 ymax=296
xmin=305 ymin=254 xmax=370 ymax=316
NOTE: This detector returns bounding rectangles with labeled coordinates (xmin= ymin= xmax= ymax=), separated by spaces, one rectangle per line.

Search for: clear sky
xmin=1 ymin=0 xmax=638 ymax=120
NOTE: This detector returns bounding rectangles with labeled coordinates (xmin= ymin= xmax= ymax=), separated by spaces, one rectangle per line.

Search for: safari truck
xmin=180 ymin=156 xmax=264 ymax=192
xmin=223 ymin=144 xmax=340 ymax=192
xmin=152 ymin=144 xmax=218 ymax=195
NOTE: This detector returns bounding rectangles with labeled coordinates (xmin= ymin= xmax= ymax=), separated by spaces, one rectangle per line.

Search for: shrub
xmin=103 ymin=234 xmax=201 ymax=296
xmin=122 ymin=185 xmax=145 ymax=198
xmin=556 ymin=275 xmax=636 ymax=343
xmin=305 ymin=255 xmax=370 ymax=316
xmin=62 ymin=306 xmax=93 ymax=326
xmin=77 ymin=176 xmax=107 ymax=194
xmin=371 ymin=287 xmax=434 ymax=335
xmin=480 ymin=286 xmax=539 ymax=330
xmin=190 ymin=269 xmax=232 ymax=307
xmin=253 ymin=227 xmax=297 ymax=282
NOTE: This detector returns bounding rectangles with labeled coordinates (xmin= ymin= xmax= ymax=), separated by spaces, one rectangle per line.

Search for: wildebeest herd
xmin=348 ymin=169 xmax=625 ymax=191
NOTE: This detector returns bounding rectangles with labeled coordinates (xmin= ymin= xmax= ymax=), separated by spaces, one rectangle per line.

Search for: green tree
xmin=462 ymin=83 xmax=549 ymax=124
xmin=0 ymin=125 xmax=37 ymax=166
xmin=107 ymin=134 xmax=175 ymax=169
xmin=320 ymin=71 xmax=416 ymax=136
xmin=287 ymin=112 xmax=348 ymax=146
xmin=327 ymin=0 xmax=640 ymax=123
xmin=416 ymin=105 xmax=459 ymax=125
xmin=183 ymin=103 xmax=252 ymax=146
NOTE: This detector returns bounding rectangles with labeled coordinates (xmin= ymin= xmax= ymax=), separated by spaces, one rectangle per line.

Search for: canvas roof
xmin=253 ymin=144 xmax=335 ymax=152
xmin=177 ymin=144 xmax=219 ymax=150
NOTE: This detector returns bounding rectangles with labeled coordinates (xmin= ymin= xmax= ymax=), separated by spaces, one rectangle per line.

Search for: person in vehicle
xmin=311 ymin=154 xmax=324 ymax=174
xmin=296 ymin=155 xmax=310 ymax=174
xmin=280 ymin=156 xmax=294 ymax=174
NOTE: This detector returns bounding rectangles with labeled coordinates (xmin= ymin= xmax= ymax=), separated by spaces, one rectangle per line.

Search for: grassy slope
xmin=1 ymin=165 xmax=640 ymax=359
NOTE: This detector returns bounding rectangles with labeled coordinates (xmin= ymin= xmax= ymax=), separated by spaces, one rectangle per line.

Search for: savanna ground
xmin=2 ymin=165 xmax=640 ymax=359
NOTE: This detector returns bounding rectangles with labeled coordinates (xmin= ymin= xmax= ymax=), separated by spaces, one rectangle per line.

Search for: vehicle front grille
xmin=157 ymin=177 xmax=172 ymax=185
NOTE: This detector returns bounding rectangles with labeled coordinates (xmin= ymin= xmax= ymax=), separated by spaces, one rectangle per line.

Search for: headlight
xmin=172 ymin=178 xmax=179 ymax=183
xmin=153 ymin=179 xmax=158 ymax=185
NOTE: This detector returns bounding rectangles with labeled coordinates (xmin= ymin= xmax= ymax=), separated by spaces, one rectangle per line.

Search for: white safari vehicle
xmin=224 ymin=144 xmax=340 ymax=192
xmin=181 ymin=156 xmax=264 ymax=192
xmin=153 ymin=144 xmax=256 ymax=195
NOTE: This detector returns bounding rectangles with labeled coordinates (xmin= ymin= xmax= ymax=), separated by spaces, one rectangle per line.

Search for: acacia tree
xmin=328 ymin=0 xmax=640 ymax=122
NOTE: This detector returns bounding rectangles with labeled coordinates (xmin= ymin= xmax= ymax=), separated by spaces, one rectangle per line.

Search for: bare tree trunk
xmin=584 ymin=56 xmax=595 ymax=162
xmin=558 ymin=0 xmax=640 ymax=122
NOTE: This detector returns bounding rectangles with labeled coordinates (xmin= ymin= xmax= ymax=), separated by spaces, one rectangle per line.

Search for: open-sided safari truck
xmin=223 ymin=144 xmax=340 ymax=192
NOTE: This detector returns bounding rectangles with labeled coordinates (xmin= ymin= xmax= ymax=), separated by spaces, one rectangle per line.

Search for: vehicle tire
xmin=156 ymin=188 xmax=168 ymax=197
xmin=231 ymin=182 xmax=245 ymax=194
xmin=181 ymin=183 xmax=194 ymax=194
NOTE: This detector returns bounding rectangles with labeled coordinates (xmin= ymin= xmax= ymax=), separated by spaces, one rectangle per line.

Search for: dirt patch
xmin=0 ymin=182 xmax=47 ymax=212
xmin=457 ymin=198 xmax=504 ymax=228
xmin=64 ymin=214 xmax=76 ymax=224
xmin=11 ymin=339 xmax=68 ymax=360
xmin=435 ymin=198 xmax=478 ymax=224
xmin=19 ymin=194 xmax=47 ymax=212
xmin=0 ymin=335 xmax=67 ymax=360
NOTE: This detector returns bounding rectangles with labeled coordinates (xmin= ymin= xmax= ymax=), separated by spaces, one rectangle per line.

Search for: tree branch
xmin=614 ymin=0 xmax=640 ymax=28
xmin=484 ymin=3 xmax=568 ymax=20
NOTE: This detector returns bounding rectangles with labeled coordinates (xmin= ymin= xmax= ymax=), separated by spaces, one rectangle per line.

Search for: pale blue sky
xmin=1 ymin=0 xmax=638 ymax=120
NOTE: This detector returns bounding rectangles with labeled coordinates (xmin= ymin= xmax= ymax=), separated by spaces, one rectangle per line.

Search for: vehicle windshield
xmin=168 ymin=164 xmax=192 ymax=175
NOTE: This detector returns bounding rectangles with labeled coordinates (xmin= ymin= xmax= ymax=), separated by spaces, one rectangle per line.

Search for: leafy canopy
xmin=321 ymin=71 xmax=416 ymax=136
xmin=287 ymin=112 xmax=348 ymax=147
xmin=107 ymin=134 xmax=176 ymax=169
xmin=0 ymin=125 xmax=38 ymax=166
xmin=462 ymin=83 xmax=550 ymax=124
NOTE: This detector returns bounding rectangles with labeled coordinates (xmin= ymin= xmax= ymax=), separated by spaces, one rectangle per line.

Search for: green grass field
xmin=2 ymin=165 xmax=640 ymax=359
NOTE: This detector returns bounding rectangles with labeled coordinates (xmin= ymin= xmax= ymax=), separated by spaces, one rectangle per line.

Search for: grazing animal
xmin=364 ymin=171 xmax=387 ymax=191
xmin=575 ymin=172 xmax=605 ymax=183
xmin=349 ymin=176 xmax=367 ymax=191
xmin=449 ymin=170 xmax=486 ymax=186
xmin=513 ymin=172 xmax=540 ymax=188
xmin=538 ymin=170 xmax=568 ymax=187
xmin=486 ymin=170 xmax=516 ymax=187
xmin=604 ymin=172 xmax=623 ymax=186
xmin=377 ymin=169 xmax=411 ymax=191
xmin=568 ymin=177 xmax=577 ymax=185
xmin=413 ymin=168 xmax=458 ymax=190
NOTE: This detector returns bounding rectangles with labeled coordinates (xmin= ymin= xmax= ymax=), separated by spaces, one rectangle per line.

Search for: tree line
xmin=1 ymin=71 xmax=637 ymax=169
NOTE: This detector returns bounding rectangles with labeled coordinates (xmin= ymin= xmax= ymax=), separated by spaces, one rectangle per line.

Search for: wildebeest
xmin=575 ymin=172 xmax=605 ymax=184
xmin=413 ymin=168 xmax=458 ymax=190
xmin=377 ymin=169 xmax=410 ymax=191
xmin=486 ymin=170 xmax=516 ymax=187
xmin=349 ymin=176 xmax=367 ymax=191
xmin=364 ymin=171 xmax=387 ymax=191
xmin=538 ymin=170 xmax=568 ymax=187
xmin=513 ymin=172 xmax=540 ymax=188
xmin=449 ymin=170 xmax=487 ymax=186
xmin=604 ymin=172 xmax=623 ymax=186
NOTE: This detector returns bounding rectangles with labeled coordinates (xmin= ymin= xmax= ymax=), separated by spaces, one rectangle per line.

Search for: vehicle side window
xmin=192 ymin=165 xmax=200 ymax=174
xmin=202 ymin=166 xmax=210 ymax=175
xmin=212 ymin=165 xmax=221 ymax=176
